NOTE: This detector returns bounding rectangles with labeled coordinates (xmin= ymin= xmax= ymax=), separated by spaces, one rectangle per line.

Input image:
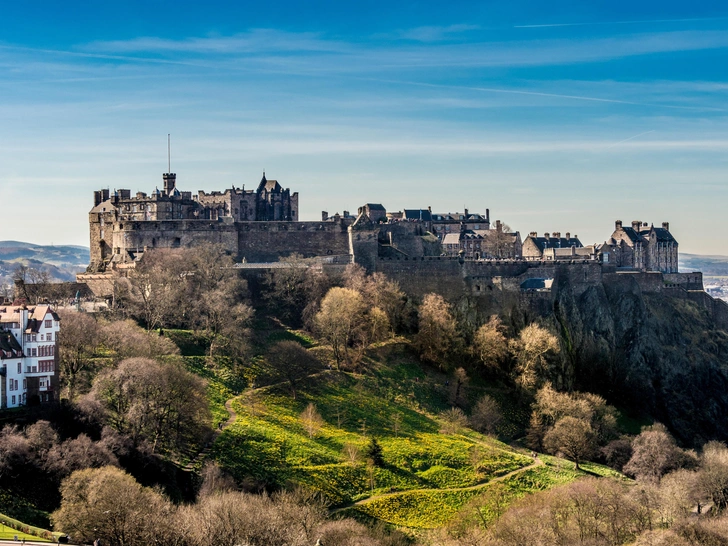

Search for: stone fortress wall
xmin=82 ymin=171 xmax=728 ymax=329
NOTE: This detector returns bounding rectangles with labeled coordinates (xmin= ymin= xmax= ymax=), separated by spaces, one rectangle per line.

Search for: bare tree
xmin=57 ymin=310 xmax=100 ymax=400
xmin=342 ymin=443 xmax=360 ymax=465
xmin=266 ymin=341 xmax=322 ymax=399
xmin=543 ymin=416 xmax=596 ymax=470
xmin=624 ymin=424 xmax=695 ymax=483
xmin=51 ymin=466 xmax=175 ymax=546
xmin=483 ymin=221 xmax=516 ymax=259
xmin=470 ymin=395 xmax=503 ymax=435
xmin=89 ymin=357 xmax=210 ymax=454
xmin=414 ymin=293 xmax=459 ymax=369
xmin=300 ymin=403 xmax=324 ymax=438
xmin=473 ymin=316 xmax=509 ymax=372
xmin=440 ymin=407 xmax=468 ymax=435
xmin=313 ymin=287 xmax=368 ymax=369
xmin=509 ymin=323 xmax=560 ymax=390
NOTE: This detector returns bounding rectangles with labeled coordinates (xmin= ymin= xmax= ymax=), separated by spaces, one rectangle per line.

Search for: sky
xmin=0 ymin=1 xmax=727 ymax=254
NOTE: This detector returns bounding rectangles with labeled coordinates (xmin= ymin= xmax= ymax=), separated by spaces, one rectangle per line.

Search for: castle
xmin=77 ymin=170 xmax=728 ymax=329
xmin=87 ymin=171 xmax=679 ymax=275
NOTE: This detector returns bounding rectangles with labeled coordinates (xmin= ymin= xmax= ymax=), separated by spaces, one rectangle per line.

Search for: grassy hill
xmin=172 ymin=331 xmax=627 ymax=530
xmin=0 ymin=241 xmax=89 ymax=288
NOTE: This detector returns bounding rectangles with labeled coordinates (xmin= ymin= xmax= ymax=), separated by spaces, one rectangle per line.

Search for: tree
xmin=342 ymin=443 xmax=360 ymax=465
xmin=57 ymin=310 xmax=100 ymax=400
xmin=470 ymin=395 xmax=503 ymax=435
xmin=343 ymin=265 xmax=408 ymax=334
xmin=509 ymin=324 xmax=560 ymax=390
xmin=51 ymin=466 xmax=175 ymax=546
xmin=483 ymin=221 xmax=515 ymax=259
xmin=624 ymin=424 xmax=695 ymax=483
xmin=473 ymin=316 xmax=509 ymax=372
xmin=313 ymin=287 xmax=367 ymax=369
xmin=264 ymin=254 xmax=331 ymax=326
xmin=365 ymin=437 xmax=385 ymax=467
xmin=414 ymin=293 xmax=459 ymax=369
xmin=300 ymin=403 xmax=324 ymax=438
xmin=543 ymin=416 xmax=596 ymax=469
xmin=266 ymin=341 xmax=322 ymax=399
xmin=698 ymin=442 xmax=728 ymax=511
xmin=127 ymin=249 xmax=186 ymax=330
xmin=440 ymin=407 xmax=468 ymax=435
xmin=89 ymin=357 xmax=210 ymax=454
xmin=98 ymin=319 xmax=180 ymax=362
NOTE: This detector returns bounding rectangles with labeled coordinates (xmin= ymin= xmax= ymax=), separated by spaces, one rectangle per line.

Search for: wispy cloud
xmin=515 ymin=16 xmax=728 ymax=29
xmin=85 ymin=29 xmax=345 ymax=54
xmin=398 ymin=24 xmax=480 ymax=42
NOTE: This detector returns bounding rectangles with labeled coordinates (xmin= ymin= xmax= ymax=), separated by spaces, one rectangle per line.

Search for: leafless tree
xmin=300 ymin=403 xmax=324 ymax=438
xmin=266 ymin=340 xmax=322 ymax=399
xmin=473 ymin=315 xmax=509 ymax=372
xmin=543 ymin=416 xmax=596 ymax=470
xmin=89 ymin=357 xmax=210 ymax=454
xmin=414 ymin=293 xmax=459 ymax=369
xmin=470 ymin=395 xmax=503 ymax=435
xmin=57 ymin=310 xmax=100 ymax=400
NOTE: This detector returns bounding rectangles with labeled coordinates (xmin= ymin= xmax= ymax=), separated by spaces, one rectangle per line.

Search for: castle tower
xmin=163 ymin=173 xmax=176 ymax=195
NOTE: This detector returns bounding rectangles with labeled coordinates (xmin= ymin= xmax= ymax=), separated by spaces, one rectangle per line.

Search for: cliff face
xmin=550 ymin=274 xmax=728 ymax=446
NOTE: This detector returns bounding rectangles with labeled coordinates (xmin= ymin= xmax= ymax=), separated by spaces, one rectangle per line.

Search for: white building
xmin=0 ymin=305 xmax=60 ymax=408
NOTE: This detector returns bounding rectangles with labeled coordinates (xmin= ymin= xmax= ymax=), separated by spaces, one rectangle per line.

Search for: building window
xmin=17 ymin=363 xmax=20 ymax=374
xmin=31 ymin=348 xmax=37 ymax=357
xmin=11 ymin=396 xmax=15 ymax=405
xmin=32 ymin=334 xmax=36 ymax=342
xmin=45 ymin=320 xmax=52 ymax=328
xmin=22 ymin=379 xmax=26 ymax=389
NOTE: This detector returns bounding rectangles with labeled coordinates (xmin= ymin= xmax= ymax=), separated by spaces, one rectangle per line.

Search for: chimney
xmin=552 ymin=232 xmax=559 ymax=238
xmin=565 ymin=232 xmax=571 ymax=240
xmin=632 ymin=221 xmax=641 ymax=231
xmin=486 ymin=208 xmax=490 ymax=222
xmin=495 ymin=220 xmax=502 ymax=232
xmin=544 ymin=232 xmax=550 ymax=240
xmin=662 ymin=222 xmax=670 ymax=231
xmin=94 ymin=190 xmax=103 ymax=207
xmin=163 ymin=173 xmax=176 ymax=194
xmin=530 ymin=232 xmax=537 ymax=237
xmin=322 ymin=211 xmax=329 ymax=221
xmin=343 ymin=210 xmax=349 ymax=218
xmin=615 ymin=220 xmax=622 ymax=230
xmin=464 ymin=208 xmax=469 ymax=216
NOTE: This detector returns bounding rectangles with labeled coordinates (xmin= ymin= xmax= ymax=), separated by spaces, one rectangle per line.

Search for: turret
xmin=163 ymin=173 xmax=176 ymax=195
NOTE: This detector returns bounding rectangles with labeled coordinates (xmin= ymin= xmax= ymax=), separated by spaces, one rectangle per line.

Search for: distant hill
xmin=0 ymin=241 xmax=89 ymax=289
xmin=680 ymin=253 xmax=728 ymax=276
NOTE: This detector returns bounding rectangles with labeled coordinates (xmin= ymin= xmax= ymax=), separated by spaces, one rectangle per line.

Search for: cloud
xmin=398 ymin=24 xmax=481 ymax=42
xmin=84 ymin=29 xmax=346 ymax=55
xmin=514 ymin=16 xmax=728 ymax=29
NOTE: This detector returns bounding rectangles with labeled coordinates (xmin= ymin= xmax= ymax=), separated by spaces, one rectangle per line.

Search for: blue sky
xmin=1 ymin=1 xmax=727 ymax=254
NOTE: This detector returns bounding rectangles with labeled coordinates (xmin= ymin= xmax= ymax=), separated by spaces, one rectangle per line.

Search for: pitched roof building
xmin=604 ymin=220 xmax=678 ymax=273
xmin=522 ymin=232 xmax=584 ymax=261
xmin=0 ymin=305 xmax=60 ymax=408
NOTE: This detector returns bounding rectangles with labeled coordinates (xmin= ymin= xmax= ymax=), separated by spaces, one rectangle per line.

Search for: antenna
xmin=167 ymin=134 xmax=171 ymax=173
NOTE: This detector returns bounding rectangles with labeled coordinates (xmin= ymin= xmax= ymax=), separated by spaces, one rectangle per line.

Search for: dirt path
xmin=181 ymin=397 xmax=238 ymax=472
xmin=330 ymin=457 xmax=544 ymax=514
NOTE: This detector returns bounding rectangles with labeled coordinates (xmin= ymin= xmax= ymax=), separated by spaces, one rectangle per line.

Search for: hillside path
xmin=182 ymin=397 xmax=237 ymax=472
xmin=330 ymin=456 xmax=544 ymax=514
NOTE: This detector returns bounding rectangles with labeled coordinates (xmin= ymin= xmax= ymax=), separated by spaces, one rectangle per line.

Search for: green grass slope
xmin=201 ymin=338 xmax=625 ymax=529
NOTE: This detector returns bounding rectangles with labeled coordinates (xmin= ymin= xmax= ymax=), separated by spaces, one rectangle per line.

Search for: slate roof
xmin=0 ymin=330 xmax=22 ymax=357
xmin=256 ymin=174 xmax=282 ymax=193
xmin=365 ymin=203 xmax=386 ymax=211
xmin=404 ymin=209 xmax=432 ymax=221
xmin=432 ymin=212 xmax=488 ymax=222
xmin=442 ymin=233 xmax=462 ymax=245
xmin=528 ymin=237 xmax=583 ymax=252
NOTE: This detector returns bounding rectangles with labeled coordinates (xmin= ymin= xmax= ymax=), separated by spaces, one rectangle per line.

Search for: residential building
xmin=522 ymin=232 xmax=584 ymax=261
xmin=604 ymin=220 xmax=678 ymax=273
xmin=0 ymin=305 xmax=60 ymax=408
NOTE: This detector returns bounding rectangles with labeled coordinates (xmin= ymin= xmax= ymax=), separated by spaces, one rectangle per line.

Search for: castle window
xmin=172 ymin=237 xmax=181 ymax=248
